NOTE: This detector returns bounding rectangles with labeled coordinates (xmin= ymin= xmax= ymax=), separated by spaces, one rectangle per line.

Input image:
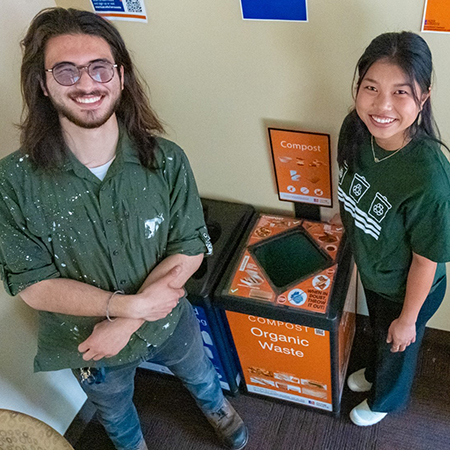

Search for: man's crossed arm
xmin=20 ymin=253 xmax=203 ymax=361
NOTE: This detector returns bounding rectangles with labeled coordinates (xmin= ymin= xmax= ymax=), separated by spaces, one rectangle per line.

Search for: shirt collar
xmin=61 ymin=124 xmax=141 ymax=180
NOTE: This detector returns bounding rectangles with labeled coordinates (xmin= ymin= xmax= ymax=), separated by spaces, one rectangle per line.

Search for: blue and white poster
xmin=90 ymin=0 xmax=147 ymax=22
xmin=240 ymin=0 xmax=308 ymax=22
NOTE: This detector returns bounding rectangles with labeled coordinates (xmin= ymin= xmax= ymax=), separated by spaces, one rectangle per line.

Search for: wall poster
xmin=240 ymin=0 xmax=308 ymax=22
xmin=90 ymin=0 xmax=147 ymax=22
xmin=422 ymin=0 xmax=450 ymax=33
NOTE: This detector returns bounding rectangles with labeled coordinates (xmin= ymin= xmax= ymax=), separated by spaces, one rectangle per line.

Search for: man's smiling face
xmin=43 ymin=33 xmax=124 ymax=129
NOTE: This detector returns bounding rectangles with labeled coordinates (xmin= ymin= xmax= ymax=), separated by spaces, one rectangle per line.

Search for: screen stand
xmin=294 ymin=203 xmax=321 ymax=221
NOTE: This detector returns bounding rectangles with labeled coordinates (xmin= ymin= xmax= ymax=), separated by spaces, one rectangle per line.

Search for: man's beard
xmin=49 ymin=89 xmax=122 ymax=129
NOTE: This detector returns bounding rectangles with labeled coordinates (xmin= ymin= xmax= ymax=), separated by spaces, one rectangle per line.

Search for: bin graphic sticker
xmin=194 ymin=306 xmax=231 ymax=391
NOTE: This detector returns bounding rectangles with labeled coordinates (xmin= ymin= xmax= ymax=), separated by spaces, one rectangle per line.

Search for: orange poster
xmin=268 ymin=128 xmax=332 ymax=207
xmin=422 ymin=0 xmax=450 ymax=32
xmin=226 ymin=311 xmax=333 ymax=410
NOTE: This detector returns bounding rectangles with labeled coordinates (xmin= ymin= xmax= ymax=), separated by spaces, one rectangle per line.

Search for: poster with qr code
xmin=90 ymin=0 xmax=147 ymax=22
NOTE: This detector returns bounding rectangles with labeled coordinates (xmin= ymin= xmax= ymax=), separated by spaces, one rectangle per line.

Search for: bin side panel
xmin=226 ymin=311 xmax=333 ymax=411
xmin=337 ymin=266 xmax=357 ymax=395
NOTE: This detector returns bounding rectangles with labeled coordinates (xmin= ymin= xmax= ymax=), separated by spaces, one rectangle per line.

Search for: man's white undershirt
xmin=88 ymin=158 xmax=115 ymax=181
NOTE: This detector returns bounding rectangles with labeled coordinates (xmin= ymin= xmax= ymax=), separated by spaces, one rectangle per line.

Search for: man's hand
xmin=78 ymin=265 xmax=184 ymax=361
xmin=78 ymin=319 xmax=138 ymax=361
xmin=78 ymin=257 xmax=199 ymax=361
xmin=386 ymin=318 xmax=416 ymax=353
xmin=128 ymin=265 xmax=185 ymax=321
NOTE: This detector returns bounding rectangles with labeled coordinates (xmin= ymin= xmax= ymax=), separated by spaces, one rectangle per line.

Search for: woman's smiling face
xmin=356 ymin=60 xmax=429 ymax=150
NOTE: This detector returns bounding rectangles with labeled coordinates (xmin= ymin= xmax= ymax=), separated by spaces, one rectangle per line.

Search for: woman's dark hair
xmin=20 ymin=7 xmax=164 ymax=170
xmin=338 ymin=31 xmax=447 ymax=167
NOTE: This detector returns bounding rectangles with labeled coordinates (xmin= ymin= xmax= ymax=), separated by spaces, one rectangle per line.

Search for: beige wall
xmin=61 ymin=1 xmax=450 ymax=327
xmin=0 ymin=0 xmax=87 ymax=434
xmin=1 ymin=0 xmax=449 ymax=429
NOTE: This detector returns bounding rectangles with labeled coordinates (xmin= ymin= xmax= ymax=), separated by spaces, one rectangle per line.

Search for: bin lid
xmin=186 ymin=198 xmax=256 ymax=298
xmin=213 ymin=213 xmax=354 ymax=328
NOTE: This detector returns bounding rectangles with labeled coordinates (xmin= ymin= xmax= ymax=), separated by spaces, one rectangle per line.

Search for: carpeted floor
xmin=68 ymin=317 xmax=450 ymax=450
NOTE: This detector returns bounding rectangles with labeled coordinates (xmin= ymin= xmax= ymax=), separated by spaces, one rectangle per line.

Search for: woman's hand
xmin=387 ymin=252 xmax=437 ymax=353
xmin=386 ymin=318 xmax=416 ymax=352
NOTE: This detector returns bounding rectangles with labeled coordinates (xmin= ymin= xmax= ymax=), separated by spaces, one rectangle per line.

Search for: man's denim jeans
xmin=73 ymin=299 xmax=225 ymax=450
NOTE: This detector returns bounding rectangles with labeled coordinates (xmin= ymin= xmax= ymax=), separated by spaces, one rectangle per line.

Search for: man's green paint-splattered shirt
xmin=338 ymin=115 xmax=450 ymax=303
xmin=0 ymin=130 xmax=211 ymax=371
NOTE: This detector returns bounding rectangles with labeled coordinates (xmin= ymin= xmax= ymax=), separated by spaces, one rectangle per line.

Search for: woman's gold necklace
xmin=371 ymin=135 xmax=408 ymax=163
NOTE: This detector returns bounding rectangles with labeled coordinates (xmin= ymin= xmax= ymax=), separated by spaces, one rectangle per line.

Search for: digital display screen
xmin=249 ymin=228 xmax=331 ymax=290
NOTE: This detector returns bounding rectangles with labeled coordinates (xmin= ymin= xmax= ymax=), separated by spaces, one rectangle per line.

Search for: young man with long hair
xmin=0 ymin=8 xmax=247 ymax=450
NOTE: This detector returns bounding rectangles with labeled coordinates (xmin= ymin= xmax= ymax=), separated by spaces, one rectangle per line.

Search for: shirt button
xmin=106 ymin=219 xmax=112 ymax=225
xmin=120 ymin=280 xmax=127 ymax=285
xmin=113 ymin=250 xmax=119 ymax=256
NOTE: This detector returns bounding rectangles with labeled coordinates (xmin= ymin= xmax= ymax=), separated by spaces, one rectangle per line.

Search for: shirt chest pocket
xmin=115 ymin=199 xmax=169 ymax=250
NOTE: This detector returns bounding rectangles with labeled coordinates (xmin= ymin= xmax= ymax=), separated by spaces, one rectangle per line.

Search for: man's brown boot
xmin=204 ymin=398 xmax=248 ymax=450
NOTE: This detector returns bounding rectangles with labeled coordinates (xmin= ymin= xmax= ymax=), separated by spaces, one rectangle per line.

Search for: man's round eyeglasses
xmin=45 ymin=60 xmax=118 ymax=86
